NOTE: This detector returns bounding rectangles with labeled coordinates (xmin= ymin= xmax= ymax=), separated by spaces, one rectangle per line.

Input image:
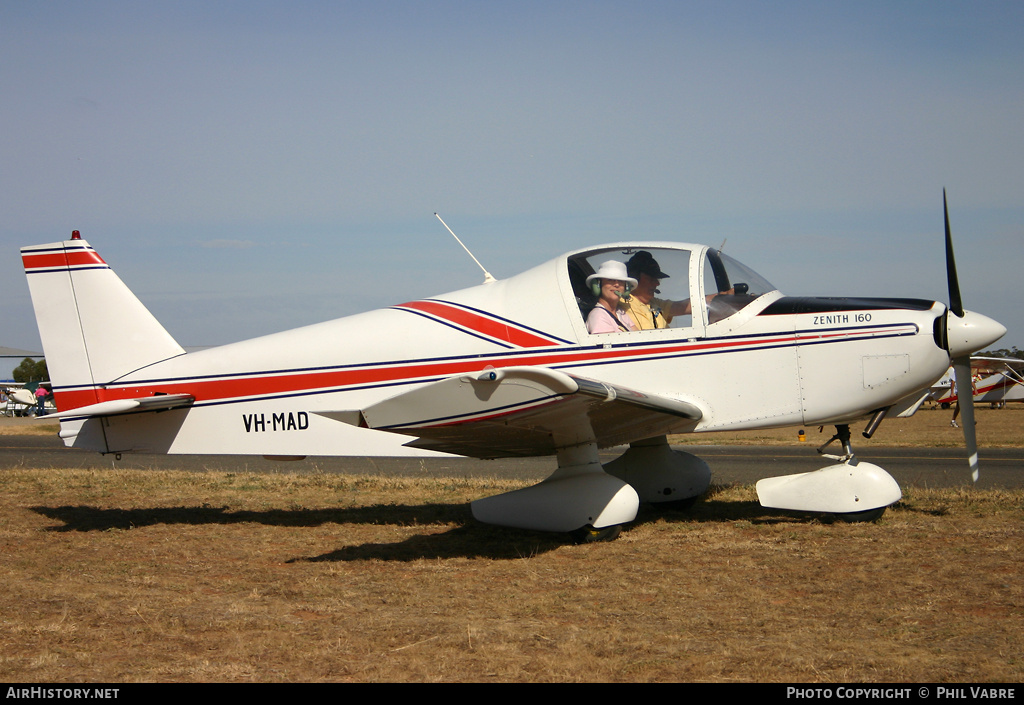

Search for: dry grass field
xmin=1 ymin=406 xmax=1021 ymax=683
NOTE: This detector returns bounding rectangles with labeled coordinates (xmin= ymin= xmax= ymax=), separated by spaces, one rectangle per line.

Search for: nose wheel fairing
xmin=755 ymin=424 xmax=901 ymax=518
xmin=756 ymin=460 xmax=902 ymax=516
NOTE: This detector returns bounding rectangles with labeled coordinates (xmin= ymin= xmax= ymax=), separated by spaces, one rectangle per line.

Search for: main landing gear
xmin=570 ymin=524 xmax=623 ymax=544
xmin=470 ymin=436 xmax=711 ymax=541
xmin=755 ymin=423 xmax=902 ymax=522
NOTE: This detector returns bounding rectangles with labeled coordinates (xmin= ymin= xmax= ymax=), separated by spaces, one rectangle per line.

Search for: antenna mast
xmin=435 ymin=213 xmax=497 ymax=283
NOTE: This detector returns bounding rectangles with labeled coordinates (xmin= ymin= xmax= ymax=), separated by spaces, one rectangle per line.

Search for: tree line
xmin=12 ymin=358 xmax=48 ymax=384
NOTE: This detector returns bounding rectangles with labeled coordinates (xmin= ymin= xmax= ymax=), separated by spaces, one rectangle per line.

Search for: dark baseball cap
xmin=627 ymin=250 xmax=669 ymax=279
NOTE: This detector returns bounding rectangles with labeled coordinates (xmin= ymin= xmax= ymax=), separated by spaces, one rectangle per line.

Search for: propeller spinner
xmin=942 ymin=190 xmax=1006 ymax=482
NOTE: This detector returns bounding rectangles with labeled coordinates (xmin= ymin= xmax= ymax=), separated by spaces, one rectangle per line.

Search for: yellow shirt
xmin=625 ymin=296 xmax=672 ymax=330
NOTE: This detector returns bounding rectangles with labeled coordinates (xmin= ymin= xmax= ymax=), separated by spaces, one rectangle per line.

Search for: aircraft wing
xmin=969 ymin=357 xmax=1024 ymax=398
xmin=972 ymin=356 xmax=1024 ymax=377
xmin=971 ymin=356 xmax=1024 ymax=370
xmin=317 ymin=366 xmax=702 ymax=459
xmin=7 ymin=388 xmax=37 ymax=406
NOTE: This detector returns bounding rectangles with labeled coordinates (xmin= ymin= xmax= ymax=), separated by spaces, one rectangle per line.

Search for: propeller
xmin=944 ymin=190 xmax=964 ymax=318
xmin=942 ymin=190 xmax=1006 ymax=483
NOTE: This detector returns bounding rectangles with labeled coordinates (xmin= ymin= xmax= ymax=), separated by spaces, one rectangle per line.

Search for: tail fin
xmin=21 ymin=232 xmax=185 ymax=412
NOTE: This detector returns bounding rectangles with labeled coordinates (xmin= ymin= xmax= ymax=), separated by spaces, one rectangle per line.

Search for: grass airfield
xmin=1 ymin=406 xmax=1021 ymax=682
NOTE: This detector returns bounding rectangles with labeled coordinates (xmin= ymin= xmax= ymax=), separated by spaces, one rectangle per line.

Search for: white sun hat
xmin=585 ymin=260 xmax=637 ymax=288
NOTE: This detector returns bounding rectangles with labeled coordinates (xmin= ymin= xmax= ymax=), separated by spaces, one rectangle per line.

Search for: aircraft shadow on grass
xmin=29 ymin=494 xmax=849 ymax=562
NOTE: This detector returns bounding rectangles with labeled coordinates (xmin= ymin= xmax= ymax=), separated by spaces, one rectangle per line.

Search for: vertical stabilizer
xmin=21 ymin=234 xmax=185 ymax=411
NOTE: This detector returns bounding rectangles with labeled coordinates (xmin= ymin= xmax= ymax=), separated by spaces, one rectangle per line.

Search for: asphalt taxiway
xmin=1 ymin=419 xmax=1020 ymax=489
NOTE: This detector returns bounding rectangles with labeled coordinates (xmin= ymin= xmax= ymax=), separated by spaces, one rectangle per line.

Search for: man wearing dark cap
xmin=623 ymin=250 xmax=694 ymax=330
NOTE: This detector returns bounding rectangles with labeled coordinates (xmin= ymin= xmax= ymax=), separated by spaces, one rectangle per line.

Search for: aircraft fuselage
xmin=41 ymin=241 xmax=952 ymax=457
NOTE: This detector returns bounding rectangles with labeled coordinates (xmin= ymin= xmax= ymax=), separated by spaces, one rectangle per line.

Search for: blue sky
xmin=3 ymin=0 xmax=1022 ymax=354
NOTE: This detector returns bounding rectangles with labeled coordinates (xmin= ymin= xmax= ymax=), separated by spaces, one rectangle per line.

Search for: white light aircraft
xmin=1 ymin=382 xmax=31 ymax=416
xmin=928 ymin=357 xmax=1024 ymax=409
xmin=20 ymin=194 xmax=1006 ymax=540
xmin=1 ymin=382 xmax=54 ymax=417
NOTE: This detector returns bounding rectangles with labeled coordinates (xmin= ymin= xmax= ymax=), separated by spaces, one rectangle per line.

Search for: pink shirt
xmin=586 ymin=304 xmax=638 ymax=334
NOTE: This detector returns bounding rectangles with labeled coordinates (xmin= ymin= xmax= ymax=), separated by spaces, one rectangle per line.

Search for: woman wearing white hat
xmin=585 ymin=260 xmax=639 ymax=334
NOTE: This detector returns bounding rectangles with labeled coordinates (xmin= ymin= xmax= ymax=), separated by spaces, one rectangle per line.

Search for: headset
xmin=591 ymin=279 xmax=633 ymax=299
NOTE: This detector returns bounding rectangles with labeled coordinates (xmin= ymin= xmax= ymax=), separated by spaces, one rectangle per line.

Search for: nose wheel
xmin=814 ymin=424 xmax=894 ymax=522
xmin=820 ymin=424 xmax=886 ymax=521
xmin=832 ymin=506 xmax=888 ymax=523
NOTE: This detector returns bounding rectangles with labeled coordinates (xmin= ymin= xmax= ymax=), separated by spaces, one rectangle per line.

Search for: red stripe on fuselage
xmin=50 ymin=323 xmax=919 ymax=414
xmin=396 ymin=300 xmax=558 ymax=348
xmin=51 ymin=333 xmax=792 ymax=412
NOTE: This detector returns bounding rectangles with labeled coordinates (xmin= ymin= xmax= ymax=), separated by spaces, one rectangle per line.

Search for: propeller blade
xmin=952 ymin=356 xmax=979 ymax=482
xmin=944 ymin=193 xmax=985 ymax=483
xmin=944 ymin=189 xmax=965 ymax=318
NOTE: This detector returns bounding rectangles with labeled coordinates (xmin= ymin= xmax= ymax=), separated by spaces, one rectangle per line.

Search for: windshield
xmin=703 ymin=250 xmax=777 ymax=323
xmin=568 ymin=246 xmax=695 ymax=332
xmin=567 ymin=245 xmax=778 ymax=334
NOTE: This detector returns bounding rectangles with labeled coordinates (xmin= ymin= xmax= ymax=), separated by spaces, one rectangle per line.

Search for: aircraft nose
xmin=946 ymin=310 xmax=1007 ymax=358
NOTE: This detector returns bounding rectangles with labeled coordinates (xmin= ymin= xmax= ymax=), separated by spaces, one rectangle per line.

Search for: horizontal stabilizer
xmin=46 ymin=393 xmax=195 ymax=420
xmin=317 ymin=366 xmax=702 ymax=458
